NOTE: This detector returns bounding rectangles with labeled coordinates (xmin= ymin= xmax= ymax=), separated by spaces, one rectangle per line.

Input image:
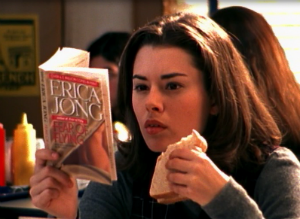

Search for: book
xmin=38 ymin=47 xmax=117 ymax=185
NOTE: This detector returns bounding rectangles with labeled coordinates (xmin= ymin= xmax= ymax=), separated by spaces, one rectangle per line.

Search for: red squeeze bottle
xmin=0 ymin=123 xmax=5 ymax=186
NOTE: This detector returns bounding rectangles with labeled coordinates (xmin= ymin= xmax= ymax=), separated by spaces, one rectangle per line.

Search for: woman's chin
xmin=144 ymin=137 xmax=171 ymax=152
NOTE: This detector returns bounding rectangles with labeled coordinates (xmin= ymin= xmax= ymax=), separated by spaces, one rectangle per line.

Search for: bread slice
xmin=149 ymin=129 xmax=207 ymax=204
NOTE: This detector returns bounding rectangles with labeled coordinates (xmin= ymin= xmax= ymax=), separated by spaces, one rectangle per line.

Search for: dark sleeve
xmin=202 ymin=147 xmax=300 ymax=219
xmin=79 ymin=170 xmax=133 ymax=219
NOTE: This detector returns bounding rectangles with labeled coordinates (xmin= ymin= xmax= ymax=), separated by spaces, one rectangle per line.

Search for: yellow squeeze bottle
xmin=12 ymin=113 xmax=36 ymax=185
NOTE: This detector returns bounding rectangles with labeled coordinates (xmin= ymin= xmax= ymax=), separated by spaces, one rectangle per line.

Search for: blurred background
xmin=0 ymin=0 xmax=299 ymax=139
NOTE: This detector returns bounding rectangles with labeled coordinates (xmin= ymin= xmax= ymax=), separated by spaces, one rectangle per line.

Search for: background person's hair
xmin=117 ymin=12 xmax=281 ymax=179
xmin=87 ymin=31 xmax=131 ymax=65
xmin=87 ymin=31 xmax=131 ymax=124
xmin=211 ymin=6 xmax=300 ymax=155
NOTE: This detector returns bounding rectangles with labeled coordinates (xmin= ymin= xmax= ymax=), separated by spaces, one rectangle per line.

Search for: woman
xmin=30 ymin=12 xmax=300 ymax=218
xmin=211 ymin=6 xmax=300 ymax=156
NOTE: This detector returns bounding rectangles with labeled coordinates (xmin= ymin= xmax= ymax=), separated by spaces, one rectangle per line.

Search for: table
xmin=0 ymin=181 xmax=85 ymax=219
xmin=0 ymin=197 xmax=48 ymax=219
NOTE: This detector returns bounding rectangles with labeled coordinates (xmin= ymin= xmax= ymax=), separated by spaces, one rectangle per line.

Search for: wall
xmin=0 ymin=0 xmax=162 ymax=138
xmin=63 ymin=0 xmax=134 ymax=50
xmin=0 ymin=0 xmax=63 ymax=138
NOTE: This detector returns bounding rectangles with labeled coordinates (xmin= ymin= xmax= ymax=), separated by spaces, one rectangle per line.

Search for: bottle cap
xmin=17 ymin=113 xmax=33 ymax=129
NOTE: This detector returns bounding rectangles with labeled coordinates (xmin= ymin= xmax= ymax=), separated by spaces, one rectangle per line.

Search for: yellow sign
xmin=0 ymin=14 xmax=39 ymax=96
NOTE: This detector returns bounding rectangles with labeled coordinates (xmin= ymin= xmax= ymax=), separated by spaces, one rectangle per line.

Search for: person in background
xmin=87 ymin=31 xmax=132 ymax=142
xmin=211 ymin=6 xmax=300 ymax=156
xmin=29 ymin=12 xmax=300 ymax=218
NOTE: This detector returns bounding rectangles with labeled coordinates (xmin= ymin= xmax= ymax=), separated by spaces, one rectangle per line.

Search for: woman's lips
xmin=144 ymin=119 xmax=167 ymax=135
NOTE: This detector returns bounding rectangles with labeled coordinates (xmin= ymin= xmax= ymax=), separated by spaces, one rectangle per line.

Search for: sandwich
xmin=149 ymin=129 xmax=207 ymax=204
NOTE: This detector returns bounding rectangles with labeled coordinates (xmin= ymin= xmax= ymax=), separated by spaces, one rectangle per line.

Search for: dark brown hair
xmin=117 ymin=12 xmax=281 ymax=178
xmin=211 ymin=6 xmax=300 ymax=155
xmin=87 ymin=31 xmax=131 ymax=65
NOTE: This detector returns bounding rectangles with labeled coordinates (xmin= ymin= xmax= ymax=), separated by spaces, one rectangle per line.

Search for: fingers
xmin=30 ymin=165 xmax=73 ymax=189
xmin=30 ymin=167 xmax=74 ymax=208
xmin=169 ymin=183 xmax=188 ymax=196
xmin=30 ymin=171 xmax=71 ymax=198
xmin=35 ymin=148 xmax=59 ymax=172
xmin=168 ymin=146 xmax=205 ymax=160
xmin=30 ymin=151 xmax=74 ymax=205
xmin=166 ymin=158 xmax=191 ymax=173
xmin=30 ymin=149 xmax=78 ymax=216
xmin=166 ymin=147 xmax=230 ymax=206
xmin=166 ymin=147 xmax=209 ymax=192
xmin=31 ymin=187 xmax=60 ymax=209
xmin=167 ymin=167 xmax=194 ymax=186
xmin=167 ymin=147 xmax=207 ymax=172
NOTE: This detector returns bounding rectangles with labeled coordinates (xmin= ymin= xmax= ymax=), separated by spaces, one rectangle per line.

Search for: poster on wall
xmin=0 ymin=14 xmax=39 ymax=96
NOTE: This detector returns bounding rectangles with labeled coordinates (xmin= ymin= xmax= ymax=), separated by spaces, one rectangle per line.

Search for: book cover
xmin=38 ymin=47 xmax=117 ymax=184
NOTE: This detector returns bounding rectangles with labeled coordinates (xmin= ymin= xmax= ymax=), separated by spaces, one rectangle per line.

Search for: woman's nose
xmin=145 ymin=88 xmax=163 ymax=113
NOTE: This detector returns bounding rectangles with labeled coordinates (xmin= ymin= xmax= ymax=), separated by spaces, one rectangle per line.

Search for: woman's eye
xmin=133 ymin=84 xmax=148 ymax=91
xmin=166 ymin=82 xmax=181 ymax=90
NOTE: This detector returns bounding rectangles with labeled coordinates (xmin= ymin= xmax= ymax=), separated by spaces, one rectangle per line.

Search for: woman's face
xmin=132 ymin=45 xmax=217 ymax=152
xmin=90 ymin=55 xmax=119 ymax=109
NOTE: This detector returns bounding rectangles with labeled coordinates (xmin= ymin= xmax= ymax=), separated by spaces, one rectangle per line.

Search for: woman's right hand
xmin=29 ymin=148 xmax=78 ymax=219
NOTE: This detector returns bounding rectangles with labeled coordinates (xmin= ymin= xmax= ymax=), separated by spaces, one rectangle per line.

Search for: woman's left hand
xmin=166 ymin=146 xmax=230 ymax=206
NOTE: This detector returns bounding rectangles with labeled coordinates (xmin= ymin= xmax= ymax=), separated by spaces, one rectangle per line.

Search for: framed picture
xmin=0 ymin=14 xmax=39 ymax=96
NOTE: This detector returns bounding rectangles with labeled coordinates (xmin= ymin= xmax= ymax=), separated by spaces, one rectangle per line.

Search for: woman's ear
xmin=210 ymin=100 xmax=219 ymax=115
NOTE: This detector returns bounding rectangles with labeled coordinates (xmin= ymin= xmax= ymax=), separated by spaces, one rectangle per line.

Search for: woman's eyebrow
xmin=132 ymin=74 xmax=146 ymax=80
xmin=132 ymin=73 xmax=187 ymax=80
xmin=161 ymin=72 xmax=187 ymax=79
